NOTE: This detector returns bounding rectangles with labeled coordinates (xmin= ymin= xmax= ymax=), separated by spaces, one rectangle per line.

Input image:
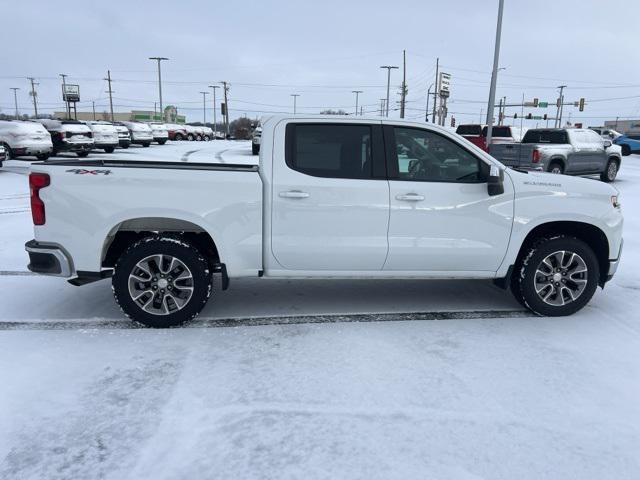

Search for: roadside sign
xmin=538 ymin=101 xmax=548 ymax=108
xmin=438 ymin=72 xmax=451 ymax=98
xmin=62 ymin=84 xmax=80 ymax=102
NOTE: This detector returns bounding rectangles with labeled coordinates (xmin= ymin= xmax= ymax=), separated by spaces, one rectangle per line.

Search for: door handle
xmin=279 ymin=190 xmax=310 ymax=199
xmin=396 ymin=193 xmax=425 ymax=201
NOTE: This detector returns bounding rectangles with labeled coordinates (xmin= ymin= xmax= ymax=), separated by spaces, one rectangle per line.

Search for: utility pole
xmin=92 ymin=101 xmax=96 ymax=120
xmin=497 ymin=98 xmax=503 ymax=125
xmin=485 ymin=0 xmax=504 ymax=146
xmin=291 ymin=94 xmax=300 ymax=114
xmin=104 ymin=70 xmax=115 ymax=122
xmin=59 ymin=73 xmax=70 ymax=119
xmin=379 ymin=98 xmax=386 ymax=117
xmin=220 ymin=81 xmax=230 ymax=137
xmin=380 ymin=65 xmax=398 ymax=117
xmin=149 ymin=57 xmax=169 ymax=120
xmin=432 ymin=57 xmax=439 ymax=123
xmin=400 ymin=50 xmax=407 ymax=118
xmin=208 ymin=85 xmax=220 ymax=138
xmin=199 ymin=91 xmax=209 ymax=124
xmin=352 ymin=90 xmax=363 ymax=116
xmin=10 ymin=87 xmax=20 ymax=119
xmin=27 ymin=77 xmax=39 ymax=117
xmin=556 ymin=85 xmax=566 ymax=128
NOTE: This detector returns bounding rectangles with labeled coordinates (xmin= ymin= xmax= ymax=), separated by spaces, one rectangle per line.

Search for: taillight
xmin=532 ymin=149 xmax=541 ymax=163
xmin=29 ymin=173 xmax=50 ymax=225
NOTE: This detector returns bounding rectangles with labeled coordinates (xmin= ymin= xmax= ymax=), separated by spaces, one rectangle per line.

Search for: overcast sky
xmin=1 ymin=0 xmax=639 ymax=126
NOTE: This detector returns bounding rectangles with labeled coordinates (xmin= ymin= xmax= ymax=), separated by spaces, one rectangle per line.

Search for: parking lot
xmin=1 ymin=141 xmax=639 ymax=479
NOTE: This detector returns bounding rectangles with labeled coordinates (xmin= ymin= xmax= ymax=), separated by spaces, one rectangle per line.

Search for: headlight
xmin=611 ymin=195 xmax=621 ymax=209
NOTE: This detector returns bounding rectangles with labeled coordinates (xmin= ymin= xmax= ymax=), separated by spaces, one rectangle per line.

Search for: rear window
xmin=522 ymin=130 xmax=568 ymax=144
xmin=456 ymin=125 xmax=482 ymax=136
xmin=286 ymin=124 xmax=372 ymax=179
xmin=481 ymin=126 xmax=511 ymax=138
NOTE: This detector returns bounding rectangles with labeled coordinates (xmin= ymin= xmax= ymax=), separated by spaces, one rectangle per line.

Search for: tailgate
xmin=490 ymin=143 xmax=527 ymax=166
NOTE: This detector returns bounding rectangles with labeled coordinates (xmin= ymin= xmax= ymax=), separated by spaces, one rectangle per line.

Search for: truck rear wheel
xmin=112 ymin=236 xmax=213 ymax=327
xmin=548 ymin=162 xmax=564 ymax=174
xmin=516 ymin=236 xmax=599 ymax=316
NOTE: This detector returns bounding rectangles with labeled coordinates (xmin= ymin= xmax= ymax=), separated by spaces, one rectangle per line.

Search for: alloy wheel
xmin=534 ymin=250 xmax=588 ymax=306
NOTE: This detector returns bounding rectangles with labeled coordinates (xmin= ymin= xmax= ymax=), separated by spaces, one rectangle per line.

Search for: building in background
xmin=52 ymin=105 xmax=186 ymax=123
xmin=604 ymin=119 xmax=640 ymax=134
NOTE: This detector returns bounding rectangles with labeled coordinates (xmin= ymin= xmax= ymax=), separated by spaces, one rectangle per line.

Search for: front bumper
xmin=606 ymin=239 xmax=623 ymax=282
xmin=25 ymin=240 xmax=73 ymax=277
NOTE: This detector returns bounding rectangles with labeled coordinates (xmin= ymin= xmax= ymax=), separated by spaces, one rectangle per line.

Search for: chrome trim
xmin=608 ymin=239 xmax=623 ymax=277
xmin=25 ymin=243 xmax=73 ymax=277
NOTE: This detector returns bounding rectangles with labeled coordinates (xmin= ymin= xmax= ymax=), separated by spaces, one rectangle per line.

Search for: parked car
xmin=251 ymin=126 xmax=262 ymax=155
xmin=183 ymin=125 xmax=201 ymax=141
xmin=489 ymin=128 xmax=622 ymax=182
xmin=201 ymin=126 xmax=213 ymax=141
xmin=614 ymin=134 xmax=640 ymax=156
xmin=25 ymin=115 xmax=622 ymax=327
xmin=120 ymin=122 xmax=153 ymax=147
xmin=36 ymin=119 xmax=93 ymax=157
xmin=112 ymin=122 xmax=131 ymax=148
xmin=147 ymin=123 xmax=169 ymax=145
xmin=165 ymin=123 xmax=187 ymax=141
xmin=83 ymin=121 xmax=119 ymax=153
xmin=455 ymin=124 xmax=487 ymax=150
xmin=0 ymin=120 xmax=53 ymax=160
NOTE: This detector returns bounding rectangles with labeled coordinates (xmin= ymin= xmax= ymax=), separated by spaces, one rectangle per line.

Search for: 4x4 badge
xmin=66 ymin=169 xmax=112 ymax=175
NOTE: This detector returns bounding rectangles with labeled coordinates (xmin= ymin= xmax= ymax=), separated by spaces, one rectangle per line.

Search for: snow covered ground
xmin=0 ymin=142 xmax=639 ymax=479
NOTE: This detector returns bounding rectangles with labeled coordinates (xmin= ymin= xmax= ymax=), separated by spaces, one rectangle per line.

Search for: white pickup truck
xmin=25 ymin=115 xmax=623 ymax=327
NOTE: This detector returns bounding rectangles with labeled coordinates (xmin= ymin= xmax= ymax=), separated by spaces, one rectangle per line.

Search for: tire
xmin=252 ymin=143 xmax=260 ymax=155
xmin=516 ymin=236 xmax=599 ymax=317
xmin=203 ymin=135 xmax=210 ymax=141
xmin=600 ymin=158 xmax=619 ymax=182
xmin=187 ymin=134 xmax=194 ymax=141
xmin=77 ymin=151 xmax=89 ymax=158
xmin=174 ymin=133 xmax=184 ymax=141
xmin=3 ymin=144 xmax=13 ymax=160
xmin=196 ymin=135 xmax=202 ymax=141
xmin=112 ymin=235 xmax=213 ymax=328
xmin=104 ymin=147 xmax=115 ymax=154
xmin=142 ymin=142 xmax=150 ymax=148
xmin=122 ymin=144 xmax=130 ymax=149
xmin=621 ymin=144 xmax=631 ymax=156
xmin=548 ymin=162 xmax=564 ymax=175
xmin=36 ymin=153 xmax=50 ymax=161
xmin=158 ymin=139 xmax=167 ymax=145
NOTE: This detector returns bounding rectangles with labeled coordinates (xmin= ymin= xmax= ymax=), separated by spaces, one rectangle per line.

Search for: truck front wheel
xmin=112 ymin=236 xmax=213 ymax=327
xmin=515 ymin=236 xmax=599 ymax=316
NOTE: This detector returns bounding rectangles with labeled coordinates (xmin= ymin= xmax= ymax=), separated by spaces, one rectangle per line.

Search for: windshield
xmin=522 ymin=129 xmax=568 ymax=144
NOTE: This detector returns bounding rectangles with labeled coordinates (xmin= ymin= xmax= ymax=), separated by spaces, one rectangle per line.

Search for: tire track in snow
xmin=0 ymin=309 xmax=534 ymax=330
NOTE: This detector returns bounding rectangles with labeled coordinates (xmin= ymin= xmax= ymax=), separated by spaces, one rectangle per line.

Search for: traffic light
xmin=533 ymin=98 xmax=539 ymax=107
xmin=221 ymin=103 xmax=227 ymax=115
xmin=579 ymin=98 xmax=585 ymax=112
xmin=450 ymin=117 xmax=456 ymax=127
xmin=556 ymin=98 xmax=561 ymax=108
xmin=526 ymin=113 xmax=532 ymax=120
xmin=513 ymin=113 xmax=518 ymax=119
xmin=543 ymin=114 xmax=548 ymax=120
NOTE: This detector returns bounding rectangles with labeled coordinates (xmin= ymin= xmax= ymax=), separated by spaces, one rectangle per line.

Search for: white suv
xmin=120 ymin=122 xmax=153 ymax=147
xmin=147 ymin=123 xmax=169 ymax=145
xmin=84 ymin=121 xmax=119 ymax=153
xmin=0 ymin=120 xmax=53 ymax=160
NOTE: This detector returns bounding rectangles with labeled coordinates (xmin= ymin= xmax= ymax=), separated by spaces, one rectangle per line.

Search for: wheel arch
xmin=546 ymin=156 xmax=566 ymax=171
xmin=515 ymin=221 xmax=609 ymax=286
xmin=101 ymin=217 xmax=220 ymax=271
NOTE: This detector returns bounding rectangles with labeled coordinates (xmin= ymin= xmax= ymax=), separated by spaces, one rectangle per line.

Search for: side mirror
xmin=603 ymin=140 xmax=612 ymax=148
xmin=488 ymin=165 xmax=504 ymax=196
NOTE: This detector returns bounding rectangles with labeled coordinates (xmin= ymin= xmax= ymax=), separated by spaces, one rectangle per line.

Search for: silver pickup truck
xmin=489 ymin=128 xmax=622 ymax=182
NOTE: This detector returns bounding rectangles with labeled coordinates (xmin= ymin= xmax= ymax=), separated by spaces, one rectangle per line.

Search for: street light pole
xmin=380 ymin=65 xmax=398 ymax=117
xmin=199 ymin=91 xmax=209 ymax=124
xmin=352 ymin=90 xmax=363 ymax=116
xmin=149 ymin=57 xmax=169 ymax=120
xmin=425 ymin=83 xmax=434 ymax=122
xmin=556 ymin=85 xmax=567 ymax=128
xmin=208 ymin=85 xmax=220 ymax=139
xmin=291 ymin=94 xmax=300 ymax=114
xmin=10 ymin=87 xmax=20 ymax=119
xmin=485 ymin=0 xmax=505 ymax=147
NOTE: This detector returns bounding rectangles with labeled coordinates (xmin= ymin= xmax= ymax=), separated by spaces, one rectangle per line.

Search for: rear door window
xmin=285 ymin=124 xmax=373 ymax=179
